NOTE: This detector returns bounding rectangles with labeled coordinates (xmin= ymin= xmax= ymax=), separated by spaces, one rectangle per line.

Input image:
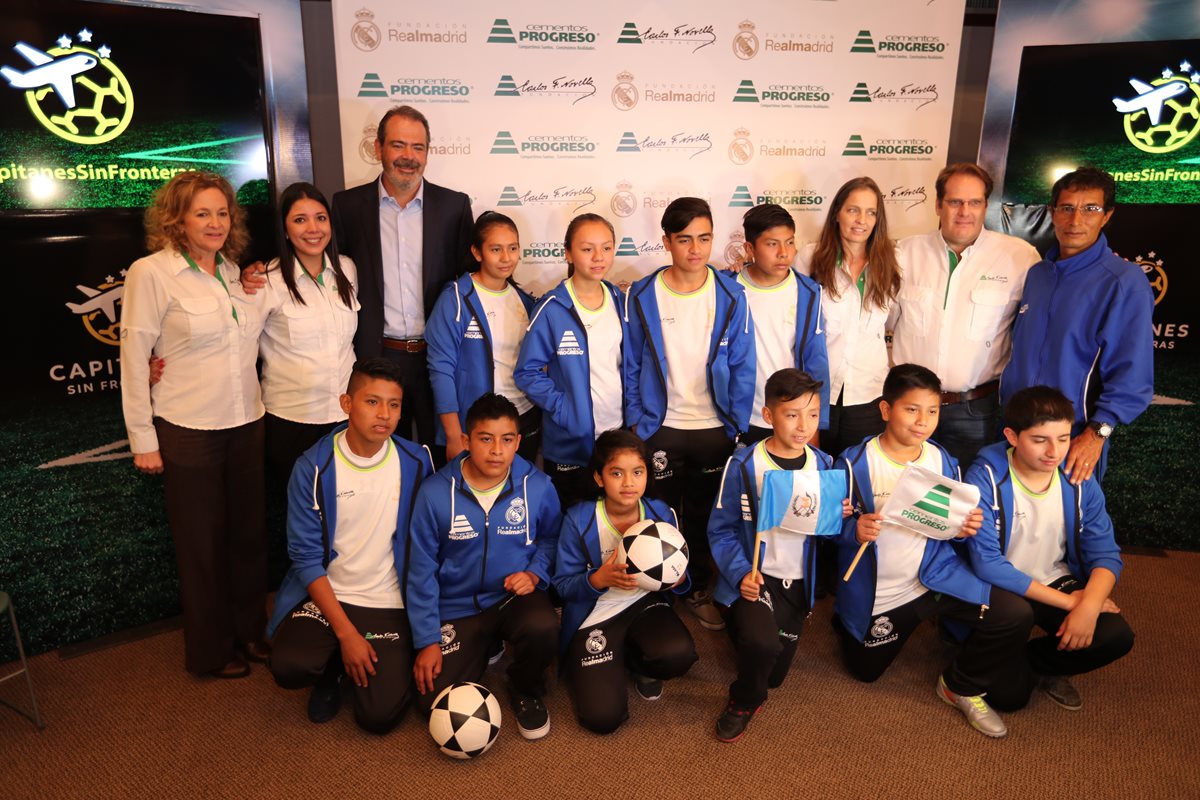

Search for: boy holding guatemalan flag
xmin=834 ymin=363 xmax=1033 ymax=739
xmin=707 ymin=369 xmax=850 ymax=742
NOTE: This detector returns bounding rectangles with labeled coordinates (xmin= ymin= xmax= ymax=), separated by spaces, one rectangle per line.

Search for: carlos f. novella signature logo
xmin=2 ymin=29 xmax=133 ymax=145
xmin=1111 ymin=60 xmax=1200 ymax=154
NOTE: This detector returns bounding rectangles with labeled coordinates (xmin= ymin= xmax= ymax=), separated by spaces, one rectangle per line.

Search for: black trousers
xmin=518 ymin=406 xmax=542 ymax=467
xmin=545 ymin=460 xmax=597 ymax=512
xmin=264 ymin=413 xmax=333 ymax=479
xmin=741 ymin=425 xmax=772 ymax=447
xmin=1027 ymin=577 xmax=1135 ymax=679
xmin=935 ymin=392 xmax=1000 ymax=471
xmin=824 ymin=392 xmax=885 ymax=460
xmin=156 ymin=417 xmax=267 ymax=674
xmin=834 ymin=586 xmax=1035 ymax=710
xmin=380 ymin=346 xmax=437 ymax=457
xmin=564 ymin=593 xmax=697 ymax=734
xmin=270 ymin=600 xmax=413 ymax=734
xmin=415 ymin=591 xmax=559 ymax=713
xmin=722 ymin=575 xmax=810 ymax=709
xmin=645 ymin=425 xmax=734 ymax=590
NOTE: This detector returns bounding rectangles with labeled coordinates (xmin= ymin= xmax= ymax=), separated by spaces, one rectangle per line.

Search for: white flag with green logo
xmin=883 ymin=463 xmax=980 ymax=540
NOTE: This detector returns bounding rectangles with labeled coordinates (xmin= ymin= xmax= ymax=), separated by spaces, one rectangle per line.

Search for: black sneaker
xmin=307 ymin=671 xmax=343 ymax=724
xmin=512 ymin=694 xmax=550 ymax=740
xmin=715 ymin=700 xmax=760 ymax=743
xmin=487 ymin=640 xmax=505 ymax=666
xmin=634 ymin=674 xmax=664 ymax=701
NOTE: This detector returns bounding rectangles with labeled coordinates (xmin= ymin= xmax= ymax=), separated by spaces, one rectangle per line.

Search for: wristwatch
xmin=1088 ymin=421 xmax=1114 ymax=439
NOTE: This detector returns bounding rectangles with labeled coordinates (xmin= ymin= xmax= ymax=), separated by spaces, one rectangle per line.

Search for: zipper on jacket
xmin=633 ymin=291 xmax=669 ymax=401
xmin=705 ymin=279 xmax=740 ymax=433
xmin=464 ymin=476 xmax=518 ymax=611
xmin=464 ymin=285 xmax=496 ymax=395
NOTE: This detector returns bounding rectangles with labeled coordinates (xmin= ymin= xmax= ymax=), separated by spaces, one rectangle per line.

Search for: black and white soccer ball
xmin=620 ymin=519 xmax=690 ymax=592
xmin=428 ymin=682 xmax=502 ymax=759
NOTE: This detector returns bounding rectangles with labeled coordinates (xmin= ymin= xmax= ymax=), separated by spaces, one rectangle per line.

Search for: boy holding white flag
xmin=834 ymin=364 xmax=1033 ymax=739
xmin=708 ymin=369 xmax=849 ymax=742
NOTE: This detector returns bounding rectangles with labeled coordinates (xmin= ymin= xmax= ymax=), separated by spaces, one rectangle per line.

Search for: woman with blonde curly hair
xmin=120 ymin=170 xmax=269 ymax=679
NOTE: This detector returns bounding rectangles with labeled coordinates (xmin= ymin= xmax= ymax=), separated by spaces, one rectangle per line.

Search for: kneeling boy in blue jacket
xmin=834 ymin=363 xmax=1033 ymax=739
xmin=408 ymin=393 xmax=562 ymax=739
xmin=268 ymin=358 xmax=435 ymax=734
xmin=966 ymin=386 xmax=1133 ymax=711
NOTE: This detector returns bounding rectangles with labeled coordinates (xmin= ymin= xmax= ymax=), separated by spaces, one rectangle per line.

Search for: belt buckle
xmin=404 ymin=339 xmax=423 ymax=353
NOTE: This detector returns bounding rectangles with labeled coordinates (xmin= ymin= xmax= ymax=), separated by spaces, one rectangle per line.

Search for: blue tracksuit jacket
xmin=426 ymin=273 xmax=537 ymax=443
xmin=267 ymin=426 xmax=434 ymax=637
xmin=964 ymin=441 xmax=1124 ymax=597
xmin=834 ymin=436 xmax=990 ymax=642
xmin=406 ymin=453 xmax=562 ymax=649
xmin=514 ymin=279 xmax=630 ymax=466
xmin=623 ymin=265 xmax=756 ymax=440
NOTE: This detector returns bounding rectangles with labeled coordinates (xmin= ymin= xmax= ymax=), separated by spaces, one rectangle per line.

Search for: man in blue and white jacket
xmin=966 ymin=385 xmax=1133 ymax=712
xmin=624 ymin=196 xmax=756 ymax=631
xmin=268 ymin=358 xmax=435 ymax=734
xmin=407 ymin=393 xmax=561 ymax=739
xmin=1000 ymin=167 xmax=1154 ymax=485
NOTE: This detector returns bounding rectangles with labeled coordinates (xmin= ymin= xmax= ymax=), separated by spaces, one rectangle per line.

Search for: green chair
xmin=0 ymin=591 xmax=44 ymax=729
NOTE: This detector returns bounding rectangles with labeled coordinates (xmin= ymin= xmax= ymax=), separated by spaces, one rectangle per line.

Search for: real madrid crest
xmin=611 ymin=180 xmax=637 ymax=218
xmin=729 ymin=127 xmax=754 ymax=165
xmin=440 ymin=623 xmax=456 ymax=645
xmin=652 ymin=449 xmax=668 ymax=474
xmin=585 ymin=629 xmax=607 ymax=654
xmin=505 ymin=496 xmax=527 ymax=525
xmin=871 ymin=616 xmax=894 ymax=639
xmin=612 ymin=70 xmax=638 ymax=111
xmin=352 ymin=8 xmax=382 ymax=52
xmin=732 ymin=20 xmax=759 ymax=60
xmin=360 ymin=124 xmax=381 ymax=164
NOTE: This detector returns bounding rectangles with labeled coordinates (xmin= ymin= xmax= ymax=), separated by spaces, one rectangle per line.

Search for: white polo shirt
xmin=120 ymin=248 xmax=264 ymax=453
xmin=258 ymin=255 xmax=359 ymax=425
xmin=796 ymin=243 xmax=889 ymax=406
xmin=892 ymin=228 xmax=1039 ymax=393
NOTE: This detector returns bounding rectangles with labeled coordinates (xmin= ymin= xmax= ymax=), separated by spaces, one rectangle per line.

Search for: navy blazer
xmin=332 ymin=177 xmax=474 ymax=357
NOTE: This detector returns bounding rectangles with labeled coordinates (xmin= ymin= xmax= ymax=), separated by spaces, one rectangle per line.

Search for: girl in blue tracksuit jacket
xmin=426 ymin=211 xmax=537 ymax=462
xmin=515 ymin=213 xmax=631 ymax=509
xmin=553 ymin=429 xmax=696 ymax=734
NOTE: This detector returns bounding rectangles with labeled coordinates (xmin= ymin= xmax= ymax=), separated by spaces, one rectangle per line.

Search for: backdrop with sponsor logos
xmin=980 ymin=0 xmax=1200 ymax=552
xmin=331 ymin=0 xmax=967 ymax=296
xmin=0 ymin=0 xmax=310 ymax=660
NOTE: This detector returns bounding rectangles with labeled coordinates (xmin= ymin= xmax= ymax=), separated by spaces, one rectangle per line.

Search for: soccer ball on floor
xmin=429 ymin=682 xmax=502 ymax=759
xmin=620 ymin=519 xmax=690 ymax=592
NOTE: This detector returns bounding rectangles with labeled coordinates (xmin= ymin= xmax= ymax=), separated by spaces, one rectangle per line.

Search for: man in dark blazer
xmin=333 ymin=105 xmax=473 ymax=451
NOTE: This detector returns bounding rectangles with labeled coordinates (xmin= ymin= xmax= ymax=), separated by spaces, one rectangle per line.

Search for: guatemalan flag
xmin=758 ymin=469 xmax=848 ymax=537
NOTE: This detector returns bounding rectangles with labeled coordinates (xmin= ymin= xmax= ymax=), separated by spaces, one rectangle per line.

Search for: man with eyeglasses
xmin=892 ymin=163 xmax=1040 ymax=467
xmin=1000 ymin=167 xmax=1154 ymax=484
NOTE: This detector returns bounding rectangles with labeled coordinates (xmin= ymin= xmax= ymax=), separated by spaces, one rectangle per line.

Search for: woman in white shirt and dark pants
xmin=120 ymin=172 xmax=268 ymax=679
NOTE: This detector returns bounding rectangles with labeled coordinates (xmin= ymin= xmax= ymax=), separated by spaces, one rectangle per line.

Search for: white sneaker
xmin=937 ymin=675 xmax=1007 ymax=738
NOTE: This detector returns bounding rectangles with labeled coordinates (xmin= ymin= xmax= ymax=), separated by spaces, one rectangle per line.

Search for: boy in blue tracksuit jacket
xmin=623 ymin=197 xmax=756 ymax=631
xmin=1000 ymin=168 xmax=1154 ymax=485
xmin=407 ymin=393 xmax=561 ymax=739
xmin=834 ymin=364 xmax=1033 ymax=739
xmin=708 ymin=369 xmax=845 ymax=742
xmin=268 ymin=359 xmax=434 ymax=734
xmin=966 ymin=386 xmax=1134 ymax=711
xmin=731 ymin=204 xmax=830 ymax=445
xmin=515 ymin=273 xmax=630 ymax=508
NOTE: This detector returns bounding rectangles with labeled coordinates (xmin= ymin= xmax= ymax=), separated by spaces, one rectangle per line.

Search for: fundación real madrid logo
xmin=440 ymin=623 xmax=456 ymax=646
xmin=871 ymin=616 xmax=894 ymax=638
xmin=2 ymin=29 xmax=133 ymax=145
xmin=359 ymin=124 xmax=380 ymax=164
xmin=611 ymin=180 xmax=637 ymax=218
xmin=585 ymin=629 xmax=607 ymax=654
xmin=652 ymin=449 xmax=668 ymax=473
xmin=505 ymin=496 xmax=526 ymax=525
xmin=1134 ymin=252 xmax=1168 ymax=305
xmin=351 ymin=8 xmax=382 ymax=52
xmin=732 ymin=20 xmax=759 ymax=60
xmin=66 ymin=271 xmax=125 ymax=346
xmin=724 ymin=231 xmax=747 ymax=269
xmin=612 ymin=70 xmax=638 ymax=111
xmin=1111 ymin=60 xmax=1200 ymax=154
xmin=729 ymin=127 xmax=753 ymax=165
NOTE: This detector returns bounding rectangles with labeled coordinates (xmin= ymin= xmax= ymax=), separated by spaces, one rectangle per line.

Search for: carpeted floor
xmin=2 ymin=551 xmax=1197 ymax=800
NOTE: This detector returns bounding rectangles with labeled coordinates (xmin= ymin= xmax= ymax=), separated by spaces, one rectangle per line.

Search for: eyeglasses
xmin=1052 ymin=203 xmax=1106 ymax=217
xmin=943 ymin=199 xmax=984 ymax=210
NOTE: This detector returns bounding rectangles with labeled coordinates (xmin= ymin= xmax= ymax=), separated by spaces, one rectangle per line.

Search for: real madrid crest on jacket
xmin=406 ymin=451 xmax=562 ymax=650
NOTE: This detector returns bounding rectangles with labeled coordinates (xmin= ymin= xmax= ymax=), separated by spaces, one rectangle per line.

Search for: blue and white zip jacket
xmin=426 ymin=273 xmax=537 ymax=443
xmin=708 ymin=441 xmax=835 ymax=609
xmin=964 ymin=441 xmax=1124 ymax=597
xmin=267 ymin=425 xmax=434 ymax=637
xmin=834 ymin=436 xmax=990 ymax=642
xmin=623 ymin=265 xmax=756 ymax=441
xmin=406 ymin=453 xmax=562 ymax=650
xmin=514 ymin=279 xmax=630 ymax=466
xmin=1000 ymin=234 xmax=1154 ymax=430
xmin=552 ymin=496 xmax=688 ymax=656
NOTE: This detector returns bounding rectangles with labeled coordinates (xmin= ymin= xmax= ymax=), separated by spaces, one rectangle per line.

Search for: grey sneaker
xmin=685 ymin=591 xmax=725 ymax=631
xmin=1040 ymin=675 xmax=1082 ymax=711
xmin=634 ymin=674 xmax=663 ymax=701
xmin=937 ymin=675 xmax=1007 ymax=738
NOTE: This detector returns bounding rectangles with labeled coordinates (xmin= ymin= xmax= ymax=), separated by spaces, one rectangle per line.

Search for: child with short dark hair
xmin=268 ymin=358 xmax=435 ymax=733
xmin=965 ymin=385 xmax=1133 ymax=711
xmin=553 ymin=429 xmax=697 ymax=734
xmin=407 ymin=393 xmax=561 ymax=739
xmin=834 ymin=363 xmax=1033 ymax=739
